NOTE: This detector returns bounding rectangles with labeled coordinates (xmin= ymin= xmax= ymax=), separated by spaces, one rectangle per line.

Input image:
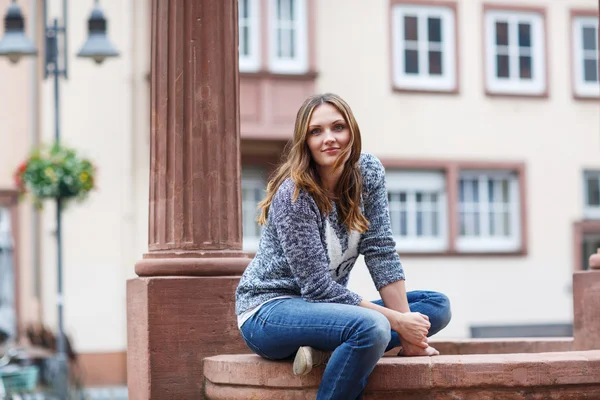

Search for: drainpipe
xmin=29 ymin=0 xmax=41 ymax=322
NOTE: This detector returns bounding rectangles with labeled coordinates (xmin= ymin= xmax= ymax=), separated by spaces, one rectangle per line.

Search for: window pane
xmin=462 ymin=212 xmax=480 ymax=236
xmin=584 ymin=59 xmax=599 ymax=82
xmin=240 ymin=0 xmax=248 ymax=19
xmin=289 ymin=0 xmax=295 ymax=20
xmin=405 ymin=49 xmax=419 ymax=74
xmin=404 ymin=16 xmax=418 ymax=41
xmin=254 ymin=188 xmax=263 ymax=202
xmin=502 ymin=180 xmax=510 ymax=202
xmin=416 ymin=192 xmax=423 ymax=203
xmin=518 ymin=23 xmax=531 ymax=47
xmin=277 ymin=0 xmax=283 ymax=19
xmin=588 ymin=177 xmax=600 ymax=206
xmin=429 ymin=51 xmax=442 ymax=75
xmin=416 ymin=211 xmax=423 ymax=236
xmin=473 ymin=212 xmax=480 ymax=235
xmin=277 ymin=29 xmax=283 ymax=57
xmin=495 ymin=22 xmax=509 ymax=46
xmin=290 ymin=29 xmax=296 ymax=58
xmin=428 ymin=17 xmax=442 ymax=42
xmin=399 ymin=192 xmax=407 ymax=203
xmin=431 ymin=211 xmax=438 ymax=236
xmin=503 ymin=211 xmax=511 ymax=236
xmin=489 ymin=211 xmax=495 ymax=235
xmin=496 ymin=55 xmax=510 ymax=78
xmin=400 ymin=211 xmax=408 ymax=236
xmin=519 ymin=56 xmax=532 ymax=79
xmin=241 ymin=26 xmax=249 ymax=55
xmin=583 ymin=26 xmax=597 ymax=51
xmin=471 ymin=180 xmax=479 ymax=202
xmin=459 ymin=212 xmax=466 ymax=235
xmin=459 ymin=180 xmax=465 ymax=202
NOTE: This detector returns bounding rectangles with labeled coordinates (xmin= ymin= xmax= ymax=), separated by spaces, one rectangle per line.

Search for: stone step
xmin=203 ymin=350 xmax=600 ymax=399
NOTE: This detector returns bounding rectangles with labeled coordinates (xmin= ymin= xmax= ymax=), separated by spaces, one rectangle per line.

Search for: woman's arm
xmin=358 ymin=154 xmax=406 ymax=291
xmin=379 ymin=279 xmax=410 ymax=313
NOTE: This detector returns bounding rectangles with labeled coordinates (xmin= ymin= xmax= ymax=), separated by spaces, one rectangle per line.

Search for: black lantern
xmin=0 ymin=1 xmax=37 ymax=63
xmin=77 ymin=1 xmax=119 ymax=64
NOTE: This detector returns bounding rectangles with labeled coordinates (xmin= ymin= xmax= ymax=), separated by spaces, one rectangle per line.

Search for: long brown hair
xmin=257 ymin=93 xmax=369 ymax=233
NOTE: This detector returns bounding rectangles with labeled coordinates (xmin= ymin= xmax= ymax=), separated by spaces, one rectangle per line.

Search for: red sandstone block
xmin=430 ymin=351 xmax=600 ymax=388
xmin=573 ymin=270 xmax=600 ymax=350
xmin=366 ymin=357 xmax=433 ymax=391
xmin=203 ymin=354 xmax=322 ymax=388
xmin=203 ymin=350 xmax=600 ymax=398
xmin=429 ymin=338 xmax=573 ymax=355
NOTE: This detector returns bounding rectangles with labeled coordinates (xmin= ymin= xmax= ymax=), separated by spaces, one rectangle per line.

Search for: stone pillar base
xmin=573 ymin=269 xmax=600 ymax=351
xmin=127 ymin=276 xmax=249 ymax=400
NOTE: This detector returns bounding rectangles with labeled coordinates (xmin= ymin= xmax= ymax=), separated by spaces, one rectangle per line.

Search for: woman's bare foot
xmin=398 ymin=343 xmax=440 ymax=357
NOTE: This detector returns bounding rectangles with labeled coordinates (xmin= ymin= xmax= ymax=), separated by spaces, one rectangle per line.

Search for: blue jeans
xmin=239 ymin=290 xmax=451 ymax=400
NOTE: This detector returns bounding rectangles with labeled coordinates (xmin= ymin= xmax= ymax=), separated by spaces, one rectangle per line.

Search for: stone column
xmin=573 ymin=248 xmax=600 ymax=351
xmin=127 ymin=1 xmax=250 ymax=399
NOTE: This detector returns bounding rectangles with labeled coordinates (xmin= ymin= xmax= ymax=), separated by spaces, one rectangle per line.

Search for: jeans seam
xmin=326 ymin=347 xmax=354 ymax=400
xmin=240 ymin=324 xmax=274 ymax=360
xmin=408 ymin=293 xmax=432 ymax=308
xmin=256 ymin=314 xmax=357 ymax=330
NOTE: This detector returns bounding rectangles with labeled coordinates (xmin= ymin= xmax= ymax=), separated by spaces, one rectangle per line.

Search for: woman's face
xmin=306 ymin=103 xmax=351 ymax=170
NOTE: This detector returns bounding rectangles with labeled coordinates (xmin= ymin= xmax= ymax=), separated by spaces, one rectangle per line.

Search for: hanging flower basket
xmin=13 ymin=143 xmax=96 ymax=209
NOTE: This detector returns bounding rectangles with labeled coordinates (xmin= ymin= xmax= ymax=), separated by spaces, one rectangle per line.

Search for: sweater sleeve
xmin=271 ymin=184 xmax=363 ymax=305
xmin=358 ymin=154 xmax=406 ymax=290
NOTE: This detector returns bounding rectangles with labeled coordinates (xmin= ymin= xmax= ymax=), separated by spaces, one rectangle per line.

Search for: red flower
xmin=13 ymin=161 xmax=28 ymax=192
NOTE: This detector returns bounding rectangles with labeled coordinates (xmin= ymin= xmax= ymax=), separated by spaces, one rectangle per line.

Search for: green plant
xmin=14 ymin=143 xmax=96 ymax=209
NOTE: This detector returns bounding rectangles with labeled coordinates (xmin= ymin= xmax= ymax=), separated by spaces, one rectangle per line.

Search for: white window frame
xmin=584 ymin=171 xmax=600 ymax=219
xmin=572 ymin=16 xmax=600 ymax=98
xmin=242 ymin=168 xmax=266 ymax=252
xmin=386 ymin=171 xmax=448 ymax=252
xmin=456 ymin=171 xmax=521 ymax=252
xmin=484 ymin=10 xmax=546 ymax=96
xmin=268 ymin=0 xmax=308 ymax=74
xmin=391 ymin=4 xmax=457 ymax=92
xmin=238 ymin=0 xmax=261 ymax=72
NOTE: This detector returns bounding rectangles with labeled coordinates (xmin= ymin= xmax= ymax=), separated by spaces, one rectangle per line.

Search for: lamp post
xmin=0 ymin=0 xmax=119 ymax=398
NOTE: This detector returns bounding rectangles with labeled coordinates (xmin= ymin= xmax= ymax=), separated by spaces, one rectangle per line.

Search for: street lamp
xmin=77 ymin=1 xmax=119 ymax=64
xmin=0 ymin=0 xmax=36 ymax=63
xmin=0 ymin=0 xmax=119 ymax=398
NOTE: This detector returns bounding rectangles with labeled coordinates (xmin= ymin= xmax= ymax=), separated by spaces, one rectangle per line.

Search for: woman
xmin=235 ymin=93 xmax=451 ymax=399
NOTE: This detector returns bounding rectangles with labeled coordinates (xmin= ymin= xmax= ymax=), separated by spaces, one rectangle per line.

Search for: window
xmin=0 ymin=207 xmax=16 ymax=339
xmin=391 ymin=4 xmax=457 ymax=92
xmin=242 ymin=168 xmax=267 ymax=251
xmin=269 ymin=0 xmax=308 ymax=74
xmin=581 ymin=233 xmax=600 ymax=270
xmin=572 ymin=16 xmax=599 ymax=98
xmin=457 ymin=171 xmax=521 ymax=252
xmin=386 ymin=171 xmax=448 ymax=251
xmin=238 ymin=0 xmax=261 ymax=72
xmin=584 ymin=171 xmax=600 ymax=219
xmin=484 ymin=9 xmax=546 ymax=96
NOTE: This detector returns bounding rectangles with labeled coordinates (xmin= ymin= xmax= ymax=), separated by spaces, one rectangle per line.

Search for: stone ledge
xmin=203 ymin=350 xmax=600 ymax=399
xmin=425 ymin=337 xmax=573 ymax=355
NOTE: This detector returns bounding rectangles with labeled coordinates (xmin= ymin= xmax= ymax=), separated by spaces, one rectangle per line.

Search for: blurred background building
xmin=0 ymin=0 xmax=598 ymax=389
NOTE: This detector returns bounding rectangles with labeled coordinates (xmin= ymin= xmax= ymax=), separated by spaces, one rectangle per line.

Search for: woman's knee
xmin=353 ymin=311 xmax=391 ymax=349
xmin=428 ymin=292 xmax=452 ymax=335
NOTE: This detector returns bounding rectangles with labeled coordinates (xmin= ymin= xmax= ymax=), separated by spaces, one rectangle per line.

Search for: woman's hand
xmin=390 ymin=311 xmax=430 ymax=348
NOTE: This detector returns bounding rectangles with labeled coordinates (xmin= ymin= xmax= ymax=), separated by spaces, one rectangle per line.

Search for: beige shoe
xmin=292 ymin=346 xmax=331 ymax=376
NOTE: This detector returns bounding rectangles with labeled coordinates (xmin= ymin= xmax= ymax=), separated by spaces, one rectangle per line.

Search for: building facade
xmin=0 ymin=0 xmax=598 ymax=387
